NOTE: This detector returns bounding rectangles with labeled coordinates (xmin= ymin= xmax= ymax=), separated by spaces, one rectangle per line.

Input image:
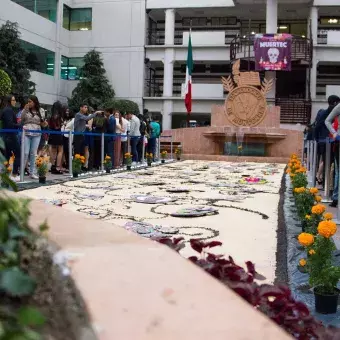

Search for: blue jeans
xmin=106 ymin=138 xmax=114 ymax=169
xmin=333 ymin=158 xmax=339 ymax=201
xmin=24 ymin=135 xmax=41 ymax=175
xmin=148 ymin=137 xmax=156 ymax=160
xmin=130 ymin=137 xmax=139 ymax=162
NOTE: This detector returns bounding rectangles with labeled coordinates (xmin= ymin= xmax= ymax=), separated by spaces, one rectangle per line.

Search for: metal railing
xmin=275 ymin=98 xmax=312 ymax=124
xmin=0 ymin=129 xmax=174 ymax=183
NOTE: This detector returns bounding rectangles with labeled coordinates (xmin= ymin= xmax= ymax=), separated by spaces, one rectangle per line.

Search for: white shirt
xmin=121 ymin=117 xmax=128 ymax=142
xmin=115 ymin=117 xmax=122 ymax=134
xmin=62 ymin=118 xmax=74 ymax=139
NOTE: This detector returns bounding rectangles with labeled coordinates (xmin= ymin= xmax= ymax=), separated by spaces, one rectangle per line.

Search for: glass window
xmin=60 ymin=56 xmax=85 ymax=80
xmin=20 ymin=40 xmax=55 ymax=76
xmin=63 ymin=5 xmax=71 ymax=30
xmin=63 ymin=5 xmax=92 ymax=31
xmin=320 ymin=17 xmax=340 ymax=26
xmin=11 ymin=0 xmax=57 ymax=22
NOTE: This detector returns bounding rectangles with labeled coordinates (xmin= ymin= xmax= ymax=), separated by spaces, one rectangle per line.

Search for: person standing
xmin=92 ymin=111 xmax=108 ymax=169
xmin=325 ymin=97 xmax=340 ymax=206
xmin=314 ymin=95 xmax=340 ymax=186
xmin=1 ymin=95 xmax=21 ymax=182
xmin=137 ymin=114 xmax=147 ymax=163
xmin=21 ymin=95 xmax=47 ymax=179
xmin=120 ymin=112 xmax=129 ymax=164
xmin=61 ymin=108 xmax=74 ymax=171
xmin=148 ymin=117 xmax=160 ymax=161
xmin=104 ymin=108 xmax=116 ymax=169
xmin=48 ymin=101 xmax=64 ymax=174
xmin=126 ymin=112 xmax=140 ymax=164
xmin=114 ymin=111 xmax=122 ymax=168
xmin=73 ymin=104 xmax=96 ymax=157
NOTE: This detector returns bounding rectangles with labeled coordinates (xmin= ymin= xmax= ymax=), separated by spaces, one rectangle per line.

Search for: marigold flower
xmin=311 ymin=204 xmax=326 ymax=215
xmin=305 ymin=215 xmax=311 ymax=220
xmin=323 ymin=212 xmax=333 ymax=220
xmin=75 ymin=154 xmax=81 ymax=159
xmin=7 ymin=167 xmax=12 ymax=172
xmin=290 ymin=174 xmax=295 ymax=177
xmin=315 ymin=195 xmax=322 ymax=203
xmin=309 ymin=249 xmax=316 ymax=255
xmin=298 ymin=233 xmax=314 ymax=247
xmin=318 ymin=220 xmax=337 ymax=238
xmin=310 ymin=187 xmax=318 ymax=194
xmin=105 ymin=155 xmax=111 ymax=160
xmin=3 ymin=161 xmax=8 ymax=166
xmin=294 ymin=187 xmax=305 ymax=194
xmin=286 ymin=168 xmax=291 ymax=174
xmin=299 ymin=258 xmax=307 ymax=267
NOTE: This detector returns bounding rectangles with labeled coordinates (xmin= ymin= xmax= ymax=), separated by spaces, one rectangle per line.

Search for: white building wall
xmin=1 ymin=0 xmax=146 ymax=110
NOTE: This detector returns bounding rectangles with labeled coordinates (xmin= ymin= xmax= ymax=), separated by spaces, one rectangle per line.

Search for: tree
xmin=0 ymin=21 xmax=34 ymax=99
xmin=0 ymin=69 xmax=12 ymax=97
xmin=68 ymin=50 xmax=115 ymax=112
xmin=104 ymin=99 xmax=140 ymax=115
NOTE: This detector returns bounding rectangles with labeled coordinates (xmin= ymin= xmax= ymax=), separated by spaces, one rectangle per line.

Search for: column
xmin=309 ymin=7 xmax=318 ymax=101
xmin=266 ymin=0 xmax=278 ymax=33
xmin=164 ymin=9 xmax=175 ymax=45
xmin=162 ymin=100 xmax=173 ymax=130
xmin=163 ymin=9 xmax=175 ymax=129
xmin=265 ymin=0 xmax=278 ymax=102
xmin=309 ymin=7 xmax=318 ymax=46
xmin=310 ymin=59 xmax=318 ymax=100
xmin=54 ymin=0 xmax=63 ymax=101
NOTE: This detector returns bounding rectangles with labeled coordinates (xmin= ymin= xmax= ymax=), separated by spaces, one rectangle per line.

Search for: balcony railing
xmin=146 ymin=28 xmax=238 ymax=46
xmin=275 ymin=98 xmax=311 ymax=124
xmin=230 ymin=35 xmax=313 ymax=66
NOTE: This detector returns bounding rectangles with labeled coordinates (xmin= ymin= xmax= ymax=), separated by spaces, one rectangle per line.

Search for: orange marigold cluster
xmin=318 ymin=220 xmax=337 ymax=238
xmin=298 ymin=232 xmax=314 ymax=247
xmin=311 ymin=204 xmax=326 ymax=215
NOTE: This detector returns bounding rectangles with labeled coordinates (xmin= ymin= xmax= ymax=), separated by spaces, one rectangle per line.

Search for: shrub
xmin=155 ymin=237 xmax=340 ymax=338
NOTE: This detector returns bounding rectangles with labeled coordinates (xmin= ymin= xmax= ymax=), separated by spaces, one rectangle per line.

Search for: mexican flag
xmin=184 ymin=32 xmax=193 ymax=113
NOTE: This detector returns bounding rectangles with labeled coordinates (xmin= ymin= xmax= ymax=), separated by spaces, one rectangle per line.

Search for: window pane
xmin=70 ymin=8 xmax=92 ymax=31
xmin=21 ymin=40 xmax=55 ymax=76
xmin=68 ymin=58 xmax=85 ymax=80
xmin=11 ymin=0 xmax=57 ymax=22
xmin=63 ymin=5 xmax=71 ymax=30
xmin=61 ymin=56 xmax=69 ymax=80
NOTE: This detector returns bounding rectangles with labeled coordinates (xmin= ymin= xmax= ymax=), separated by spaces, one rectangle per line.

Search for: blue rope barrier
xmin=0 ymin=129 xmax=173 ymax=140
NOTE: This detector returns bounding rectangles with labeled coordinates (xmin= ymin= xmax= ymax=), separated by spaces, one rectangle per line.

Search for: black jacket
xmin=1 ymin=107 xmax=20 ymax=136
xmin=314 ymin=108 xmax=332 ymax=142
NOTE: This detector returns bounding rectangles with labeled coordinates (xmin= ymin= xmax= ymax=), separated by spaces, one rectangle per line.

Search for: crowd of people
xmin=305 ymin=95 xmax=340 ymax=207
xmin=0 ymin=94 xmax=161 ymax=182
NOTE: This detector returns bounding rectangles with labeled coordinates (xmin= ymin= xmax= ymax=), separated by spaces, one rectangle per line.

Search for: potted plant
xmin=146 ymin=153 xmax=153 ymax=167
xmin=103 ymin=155 xmax=112 ymax=174
xmin=161 ymin=150 xmax=167 ymax=164
xmin=175 ymin=148 xmax=181 ymax=161
xmin=72 ymin=154 xmax=85 ymax=178
xmin=125 ymin=152 xmax=132 ymax=170
xmin=36 ymin=156 xmax=49 ymax=184
xmin=298 ymin=220 xmax=340 ymax=314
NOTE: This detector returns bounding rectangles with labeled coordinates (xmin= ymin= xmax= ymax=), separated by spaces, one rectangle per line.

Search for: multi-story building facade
xmin=1 ymin=0 xmax=340 ymax=130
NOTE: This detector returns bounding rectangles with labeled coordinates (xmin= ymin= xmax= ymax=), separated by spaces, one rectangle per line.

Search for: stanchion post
xmin=142 ymin=136 xmax=145 ymax=164
xmin=101 ymin=133 xmax=105 ymax=171
xmin=157 ymin=136 xmax=161 ymax=160
xmin=312 ymin=141 xmax=317 ymax=187
xmin=322 ymin=140 xmax=332 ymax=202
xmin=306 ymin=141 xmax=309 ymax=171
xmin=170 ymin=136 xmax=173 ymax=160
xmin=68 ymin=131 xmax=72 ymax=176
xmin=20 ymin=129 xmax=25 ymax=182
